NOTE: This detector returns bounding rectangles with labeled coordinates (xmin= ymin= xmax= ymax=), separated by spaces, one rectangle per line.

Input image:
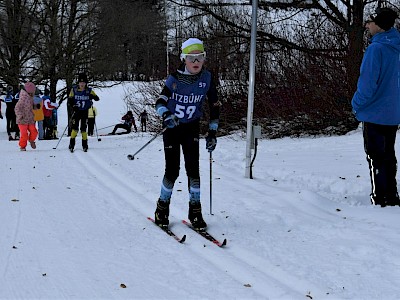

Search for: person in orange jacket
xmin=33 ymin=89 xmax=44 ymax=140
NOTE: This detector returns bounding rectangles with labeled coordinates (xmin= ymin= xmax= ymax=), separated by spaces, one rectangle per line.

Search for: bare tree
xmin=0 ymin=0 xmax=42 ymax=90
xmin=93 ymin=0 xmax=166 ymax=81
xmin=32 ymin=0 xmax=101 ymax=133
xmin=0 ymin=0 xmax=100 ymax=100
xmin=162 ymin=0 xmax=396 ymax=135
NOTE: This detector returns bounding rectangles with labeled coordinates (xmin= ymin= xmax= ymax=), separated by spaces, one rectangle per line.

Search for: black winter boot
xmin=82 ymin=139 xmax=88 ymax=152
xmin=69 ymin=138 xmax=75 ymax=152
xmin=370 ymin=194 xmax=387 ymax=207
xmin=188 ymin=202 xmax=207 ymax=230
xmin=155 ymin=199 xmax=170 ymax=228
xmin=385 ymin=193 xmax=400 ymax=207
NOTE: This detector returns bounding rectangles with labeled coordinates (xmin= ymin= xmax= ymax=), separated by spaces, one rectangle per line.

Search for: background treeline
xmin=0 ymin=0 xmax=398 ymax=137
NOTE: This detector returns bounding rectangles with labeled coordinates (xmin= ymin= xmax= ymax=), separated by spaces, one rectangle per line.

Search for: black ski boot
xmin=82 ymin=139 xmax=88 ymax=152
xmin=154 ymin=199 xmax=170 ymax=228
xmin=69 ymin=138 xmax=75 ymax=152
xmin=188 ymin=202 xmax=207 ymax=230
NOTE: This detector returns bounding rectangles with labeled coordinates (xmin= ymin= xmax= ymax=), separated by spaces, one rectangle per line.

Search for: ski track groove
xmin=2 ymin=151 xmax=73 ymax=299
xmin=2 ymin=168 xmax=23 ymax=280
xmin=73 ymin=150 xmax=323 ymax=298
xmin=74 ymin=150 xmax=153 ymax=216
xmin=2 ymin=199 xmax=21 ymax=280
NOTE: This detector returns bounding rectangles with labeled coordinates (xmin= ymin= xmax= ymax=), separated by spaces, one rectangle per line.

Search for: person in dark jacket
xmin=4 ymin=86 xmax=19 ymax=141
xmin=153 ymin=38 xmax=220 ymax=230
xmin=110 ymin=111 xmax=137 ymax=134
xmin=139 ymin=110 xmax=148 ymax=132
xmin=351 ymin=7 xmax=400 ymax=207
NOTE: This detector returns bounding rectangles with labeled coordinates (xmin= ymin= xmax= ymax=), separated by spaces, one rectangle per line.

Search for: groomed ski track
xmin=73 ymin=142 xmax=321 ymax=298
xmin=2 ymin=133 xmax=400 ymax=299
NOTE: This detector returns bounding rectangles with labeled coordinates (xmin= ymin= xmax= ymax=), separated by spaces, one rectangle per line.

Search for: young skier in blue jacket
xmin=154 ymin=38 xmax=220 ymax=230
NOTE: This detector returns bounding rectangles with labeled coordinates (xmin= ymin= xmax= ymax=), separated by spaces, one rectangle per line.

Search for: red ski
xmin=182 ymin=220 xmax=227 ymax=247
xmin=148 ymin=217 xmax=186 ymax=243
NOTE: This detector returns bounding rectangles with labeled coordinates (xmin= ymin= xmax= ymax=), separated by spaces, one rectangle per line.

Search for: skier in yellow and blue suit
xmin=68 ymin=73 xmax=99 ymax=152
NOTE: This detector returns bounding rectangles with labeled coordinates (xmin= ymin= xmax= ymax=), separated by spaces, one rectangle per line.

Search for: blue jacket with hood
xmin=352 ymin=27 xmax=400 ymax=125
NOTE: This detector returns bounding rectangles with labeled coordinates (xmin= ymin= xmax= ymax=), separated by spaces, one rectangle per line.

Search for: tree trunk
xmin=346 ymin=1 xmax=365 ymax=98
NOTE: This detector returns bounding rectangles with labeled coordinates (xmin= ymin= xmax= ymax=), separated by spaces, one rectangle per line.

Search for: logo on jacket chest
xmin=171 ymin=92 xmax=204 ymax=104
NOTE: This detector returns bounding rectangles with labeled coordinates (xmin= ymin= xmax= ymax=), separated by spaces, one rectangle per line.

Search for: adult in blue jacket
xmin=352 ymin=7 xmax=400 ymax=207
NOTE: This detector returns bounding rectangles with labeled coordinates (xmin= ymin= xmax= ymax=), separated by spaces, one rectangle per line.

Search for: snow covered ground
xmin=1 ymin=82 xmax=400 ymax=299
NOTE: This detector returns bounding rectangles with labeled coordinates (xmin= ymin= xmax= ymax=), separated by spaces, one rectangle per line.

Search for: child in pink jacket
xmin=14 ymin=82 xmax=38 ymax=151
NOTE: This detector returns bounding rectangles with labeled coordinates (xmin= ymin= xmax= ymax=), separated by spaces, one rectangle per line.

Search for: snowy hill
xmin=1 ymin=82 xmax=400 ymax=299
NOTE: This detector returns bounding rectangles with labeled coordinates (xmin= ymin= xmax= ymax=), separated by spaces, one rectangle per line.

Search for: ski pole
xmin=92 ymin=106 xmax=101 ymax=142
xmin=94 ymin=120 xmax=101 ymax=141
xmin=96 ymin=124 xmax=115 ymax=131
xmin=53 ymin=111 xmax=75 ymax=150
xmin=127 ymin=127 xmax=167 ymax=160
xmin=210 ymin=151 xmax=213 ymax=215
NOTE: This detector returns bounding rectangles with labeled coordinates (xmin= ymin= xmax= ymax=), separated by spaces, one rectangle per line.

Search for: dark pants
xmin=6 ymin=110 xmax=18 ymax=136
xmin=160 ymin=121 xmax=200 ymax=202
xmin=112 ymin=123 xmax=131 ymax=134
xmin=44 ymin=117 xmax=55 ymax=139
xmin=363 ymin=122 xmax=398 ymax=204
xmin=141 ymin=120 xmax=146 ymax=132
xmin=71 ymin=110 xmax=88 ymax=133
xmin=88 ymin=118 xmax=95 ymax=136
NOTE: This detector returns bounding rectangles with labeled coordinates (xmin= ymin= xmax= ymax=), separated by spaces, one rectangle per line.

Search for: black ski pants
xmin=112 ymin=123 xmax=131 ymax=134
xmin=363 ymin=122 xmax=398 ymax=203
xmin=162 ymin=121 xmax=200 ymax=194
xmin=6 ymin=108 xmax=18 ymax=136
xmin=6 ymin=114 xmax=18 ymax=135
xmin=71 ymin=110 xmax=88 ymax=133
xmin=87 ymin=118 xmax=95 ymax=136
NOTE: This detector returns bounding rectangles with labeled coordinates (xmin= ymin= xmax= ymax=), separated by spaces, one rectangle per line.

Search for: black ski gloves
xmin=162 ymin=111 xmax=179 ymax=128
xmin=206 ymin=130 xmax=217 ymax=152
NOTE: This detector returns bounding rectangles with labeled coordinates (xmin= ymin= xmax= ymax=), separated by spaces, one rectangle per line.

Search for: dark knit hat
xmin=369 ymin=7 xmax=398 ymax=31
xmin=78 ymin=72 xmax=88 ymax=83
